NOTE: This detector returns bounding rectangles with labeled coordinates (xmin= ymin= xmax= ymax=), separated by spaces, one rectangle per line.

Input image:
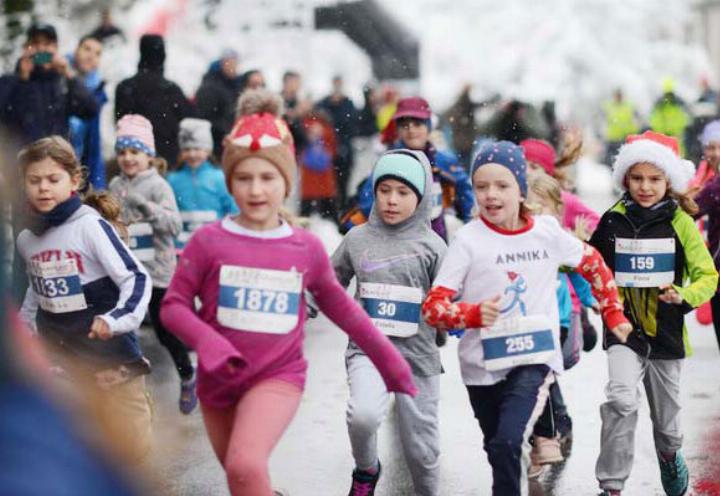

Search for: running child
xmin=160 ymin=93 xmax=417 ymax=496
xmin=168 ymin=117 xmax=238 ymax=253
xmin=332 ymin=149 xmax=447 ymax=496
xmin=591 ymin=131 xmax=718 ymax=496
xmin=108 ymin=115 xmax=193 ymax=413
xmin=16 ymin=136 xmax=153 ymax=462
xmin=695 ymin=120 xmax=720 ymax=350
xmin=421 ymin=141 xmax=631 ymax=496
xmin=526 ymin=172 xmax=599 ymax=475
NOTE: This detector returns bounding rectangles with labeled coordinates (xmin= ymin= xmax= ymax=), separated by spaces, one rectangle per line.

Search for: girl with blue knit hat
xmin=422 ymin=141 xmax=631 ymax=496
xmin=332 ymin=149 xmax=447 ymax=496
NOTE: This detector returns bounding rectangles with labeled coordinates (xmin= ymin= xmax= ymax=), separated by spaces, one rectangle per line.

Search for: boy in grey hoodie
xmin=332 ymin=149 xmax=447 ymax=496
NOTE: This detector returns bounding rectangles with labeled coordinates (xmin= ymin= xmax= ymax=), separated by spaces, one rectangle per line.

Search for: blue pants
xmin=466 ymin=365 xmax=554 ymax=496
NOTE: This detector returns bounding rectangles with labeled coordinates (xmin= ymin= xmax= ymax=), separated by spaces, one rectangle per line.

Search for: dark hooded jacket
xmin=195 ymin=60 xmax=243 ymax=157
xmin=114 ymin=35 xmax=193 ymax=163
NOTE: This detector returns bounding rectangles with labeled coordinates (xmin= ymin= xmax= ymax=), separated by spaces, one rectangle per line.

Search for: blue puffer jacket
xmin=167 ymin=161 xmax=239 ymax=249
xmin=67 ymin=54 xmax=107 ymax=189
xmin=347 ymin=142 xmax=474 ymax=241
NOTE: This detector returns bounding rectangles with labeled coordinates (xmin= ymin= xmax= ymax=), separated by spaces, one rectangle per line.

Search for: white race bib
xmin=217 ymin=266 xmax=302 ymax=334
xmin=481 ymin=315 xmax=556 ymax=371
xmin=176 ymin=210 xmax=217 ymax=248
xmin=360 ymin=282 xmax=422 ymax=337
xmin=430 ymin=181 xmax=443 ymax=220
xmin=615 ymin=237 xmax=675 ymax=288
xmin=29 ymin=258 xmax=87 ymax=313
xmin=128 ymin=222 xmax=155 ymax=262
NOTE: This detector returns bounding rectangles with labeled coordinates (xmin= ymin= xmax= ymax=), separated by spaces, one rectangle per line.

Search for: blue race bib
xmin=481 ymin=315 xmax=556 ymax=371
xmin=29 ymin=258 xmax=87 ymax=313
xmin=128 ymin=222 xmax=155 ymax=262
xmin=217 ymin=265 xmax=302 ymax=334
xmin=615 ymin=237 xmax=675 ymax=288
xmin=359 ymin=282 xmax=422 ymax=337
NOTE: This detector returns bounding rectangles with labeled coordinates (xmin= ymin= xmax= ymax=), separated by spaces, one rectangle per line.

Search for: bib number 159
xmin=506 ymin=335 xmax=535 ymax=353
xmin=629 ymin=256 xmax=655 ymax=270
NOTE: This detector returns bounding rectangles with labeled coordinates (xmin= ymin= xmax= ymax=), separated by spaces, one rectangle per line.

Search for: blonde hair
xmin=528 ymin=172 xmax=563 ymax=217
xmin=18 ymin=136 xmax=126 ymax=231
xmin=669 ymin=189 xmax=699 ymax=216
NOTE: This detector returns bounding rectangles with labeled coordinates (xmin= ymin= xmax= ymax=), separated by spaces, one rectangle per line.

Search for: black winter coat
xmin=195 ymin=66 xmax=242 ymax=158
xmin=0 ymin=68 xmax=98 ymax=145
xmin=115 ymin=68 xmax=193 ymax=163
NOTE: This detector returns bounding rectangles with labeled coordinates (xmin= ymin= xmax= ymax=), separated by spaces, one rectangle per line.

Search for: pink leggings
xmin=201 ymin=379 xmax=303 ymax=496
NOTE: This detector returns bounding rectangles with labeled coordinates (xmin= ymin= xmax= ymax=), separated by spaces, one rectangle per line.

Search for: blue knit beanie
xmin=373 ymin=152 xmax=425 ymax=201
xmin=471 ymin=141 xmax=527 ymax=196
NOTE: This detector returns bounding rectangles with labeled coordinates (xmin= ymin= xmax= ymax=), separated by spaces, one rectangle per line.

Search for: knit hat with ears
xmin=222 ymin=90 xmax=295 ymax=196
xmin=520 ymin=139 xmax=556 ymax=176
xmin=612 ymin=130 xmax=695 ymax=192
xmin=115 ymin=114 xmax=156 ymax=156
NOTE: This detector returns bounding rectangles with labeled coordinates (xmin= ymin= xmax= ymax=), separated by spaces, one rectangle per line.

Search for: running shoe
xmin=348 ymin=461 xmax=381 ymax=496
xmin=658 ymin=451 xmax=689 ymax=496
xmin=179 ymin=377 xmax=198 ymax=414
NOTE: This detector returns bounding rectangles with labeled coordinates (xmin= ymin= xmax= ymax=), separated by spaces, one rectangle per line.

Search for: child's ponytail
xmin=151 ymin=156 xmax=168 ymax=176
xmin=83 ymin=190 xmax=129 ymax=243
xmin=669 ymin=189 xmax=699 ymax=216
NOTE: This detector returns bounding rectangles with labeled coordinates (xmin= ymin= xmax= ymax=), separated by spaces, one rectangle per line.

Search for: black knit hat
xmin=139 ymin=34 xmax=165 ymax=70
xmin=27 ymin=23 xmax=57 ymax=43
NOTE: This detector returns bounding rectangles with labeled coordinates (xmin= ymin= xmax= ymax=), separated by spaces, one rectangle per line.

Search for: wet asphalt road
xmin=141 ymin=161 xmax=720 ymax=495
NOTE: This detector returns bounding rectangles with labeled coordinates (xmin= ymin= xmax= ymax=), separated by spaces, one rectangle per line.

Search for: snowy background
xmin=4 ymin=0 xmax=714 ymax=125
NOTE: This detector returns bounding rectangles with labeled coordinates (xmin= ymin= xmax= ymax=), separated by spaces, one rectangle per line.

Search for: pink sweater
xmin=160 ymin=221 xmax=417 ymax=408
xmin=561 ymin=191 xmax=600 ymax=312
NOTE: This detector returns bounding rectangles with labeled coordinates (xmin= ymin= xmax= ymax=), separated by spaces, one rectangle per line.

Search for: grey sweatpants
xmin=346 ymin=353 xmax=440 ymax=496
xmin=596 ymin=345 xmax=683 ymax=491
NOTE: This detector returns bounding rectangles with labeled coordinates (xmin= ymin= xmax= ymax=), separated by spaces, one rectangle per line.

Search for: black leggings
xmin=149 ymin=287 xmax=194 ymax=381
xmin=710 ymin=292 xmax=720 ymax=352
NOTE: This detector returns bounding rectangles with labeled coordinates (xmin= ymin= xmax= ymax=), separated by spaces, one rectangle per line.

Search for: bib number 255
xmin=506 ymin=335 xmax=535 ymax=353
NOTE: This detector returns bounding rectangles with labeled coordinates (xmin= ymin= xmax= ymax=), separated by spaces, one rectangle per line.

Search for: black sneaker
xmin=348 ymin=461 xmax=381 ymax=496
xmin=435 ymin=330 xmax=447 ymax=347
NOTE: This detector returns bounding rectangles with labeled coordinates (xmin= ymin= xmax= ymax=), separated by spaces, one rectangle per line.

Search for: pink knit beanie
xmin=115 ymin=114 xmax=156 ymax=156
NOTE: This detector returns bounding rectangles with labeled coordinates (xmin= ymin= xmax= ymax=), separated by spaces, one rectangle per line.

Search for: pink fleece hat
xmin=520 ymin=139 xmax=556 ymax=176
xmin=115 ymin=114 xmax=156 ymax=157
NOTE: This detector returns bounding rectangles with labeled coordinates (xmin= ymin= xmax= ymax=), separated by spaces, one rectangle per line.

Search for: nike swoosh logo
xmin=360 ymin=251 xmax=421 ymax=272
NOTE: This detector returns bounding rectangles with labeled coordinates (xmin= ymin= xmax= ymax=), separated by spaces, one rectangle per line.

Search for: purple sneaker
xmin=179 ymin=377 xmax=198 ymax=414
xmin=347 ymin=461 xmax=381 ymax=496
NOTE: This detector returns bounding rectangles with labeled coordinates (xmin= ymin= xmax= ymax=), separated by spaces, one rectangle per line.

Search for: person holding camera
xmin=0 ymin=23 xmax=99 ymax=147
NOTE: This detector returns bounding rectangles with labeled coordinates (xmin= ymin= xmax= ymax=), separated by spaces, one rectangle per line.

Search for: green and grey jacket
xmin=589 ymin=197 xmax=717 ymax=359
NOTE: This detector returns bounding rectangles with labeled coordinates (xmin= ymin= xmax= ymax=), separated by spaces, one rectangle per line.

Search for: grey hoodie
xmin=332 ymin=149 xmax=447 ymax=376
xmin=109 ymin=167 xmax=182 ymax=288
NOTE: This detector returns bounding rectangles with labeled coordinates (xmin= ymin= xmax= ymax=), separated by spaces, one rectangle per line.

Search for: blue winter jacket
xmin=167 ymin=161 xmax=238 ymax=248
xmin=67 ymin=55 xmax=107 ymax=189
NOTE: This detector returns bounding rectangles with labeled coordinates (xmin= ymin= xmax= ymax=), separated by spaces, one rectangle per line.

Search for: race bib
xmin=430 ymin=181 xmax=443 ymax=220
xmin=29 ymin=258 xmax=87 ymax=313
xmin=128 ymin=222 xmax=155 ymax=262
xmin=481 ymin=315 xmax=556 ymax=371
xmin=217 ymin=266 xmax=302 ymax=334
xmin=615 ymin=237 xmax=675 ymax=288
xmin=360 ymin=282 xmax=422 ymax=337
xmin=176 ymin=211 xmax=217 ymax=249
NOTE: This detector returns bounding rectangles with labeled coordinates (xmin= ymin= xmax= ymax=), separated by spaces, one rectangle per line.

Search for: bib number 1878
xmin=233 ymin=288 xmax=289 ymax=314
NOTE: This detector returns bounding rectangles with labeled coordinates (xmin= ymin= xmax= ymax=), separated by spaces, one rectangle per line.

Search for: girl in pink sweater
xmin=160 ymin=91 xmax=416 ymax=496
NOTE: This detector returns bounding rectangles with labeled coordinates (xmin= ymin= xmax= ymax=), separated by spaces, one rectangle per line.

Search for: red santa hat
xmin=612 ymin=131 xmax=695 ymax=192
